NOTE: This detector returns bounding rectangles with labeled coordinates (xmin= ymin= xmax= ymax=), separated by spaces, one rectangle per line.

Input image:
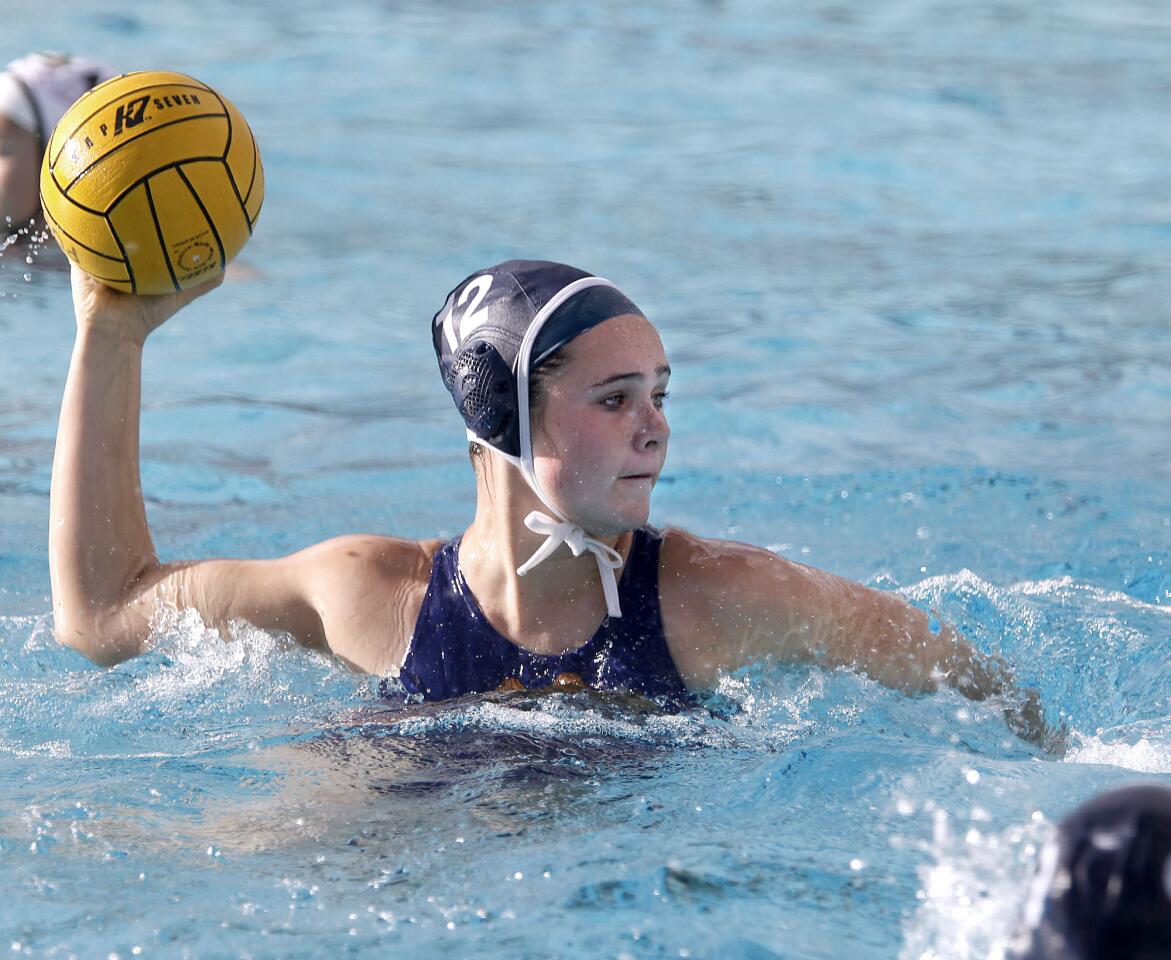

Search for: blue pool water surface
xmin=2 ymin=1 xmax=1170 ymax=957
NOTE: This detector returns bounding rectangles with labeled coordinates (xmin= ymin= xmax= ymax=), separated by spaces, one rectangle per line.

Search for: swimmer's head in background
xmin=0 ymin=52 xmax=116 ymax=153
xmin=1014 ymin=783 xmax=1171 ymax=960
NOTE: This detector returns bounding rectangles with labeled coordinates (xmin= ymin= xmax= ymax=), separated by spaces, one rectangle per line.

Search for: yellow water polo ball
xmin=40 ymin=70 xmax=264 ymax=295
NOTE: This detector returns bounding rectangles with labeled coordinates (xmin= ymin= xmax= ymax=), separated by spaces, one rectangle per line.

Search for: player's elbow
xmin=52 ymin=607 xmax=143 ymax=667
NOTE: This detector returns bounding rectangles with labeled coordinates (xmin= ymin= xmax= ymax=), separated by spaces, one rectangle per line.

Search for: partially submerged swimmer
xmin=1012 ymin=783 xmax=1171 ymax=960
xmin=51 ymin=259 xmax=1060 ymax=749
xmin=0 ymin=52 xmax=115 ymax=233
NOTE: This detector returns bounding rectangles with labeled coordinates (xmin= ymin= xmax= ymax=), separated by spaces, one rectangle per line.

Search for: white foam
xmin=1010 ymin=576 xmax=1171 ymax=614
xmin=1066 ymin=733 xmax=1171 ymax=774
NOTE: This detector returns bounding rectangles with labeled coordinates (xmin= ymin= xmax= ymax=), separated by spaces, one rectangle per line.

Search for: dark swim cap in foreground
xmin=1014 ymin=783 xmax=1171 ymax=960
xmin=432 ymin=259 xmax=643 ymax=458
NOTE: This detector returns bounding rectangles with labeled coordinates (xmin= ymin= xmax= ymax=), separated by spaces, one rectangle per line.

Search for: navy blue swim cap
xmin=1015 ymin=784 xmax=1171 ymax=960
xmin=432 ymin=259 xmax=643 ymax=458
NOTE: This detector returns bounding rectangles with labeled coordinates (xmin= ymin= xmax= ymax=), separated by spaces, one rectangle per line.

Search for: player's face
xmin=0 ymin=118 xmax=40 ymax=226
xmin=530 ymin=314 xmax=671 ymax=537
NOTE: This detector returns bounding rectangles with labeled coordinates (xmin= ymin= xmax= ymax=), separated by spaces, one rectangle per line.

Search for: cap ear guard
xmin=444 ymin=339 xmax=520 ymax=457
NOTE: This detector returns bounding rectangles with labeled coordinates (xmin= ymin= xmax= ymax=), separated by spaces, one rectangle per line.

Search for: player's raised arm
xmin=49 ymin=269 xmax=429 ymax=675
xmin=49 ymin=268 xmax=225 ymax=662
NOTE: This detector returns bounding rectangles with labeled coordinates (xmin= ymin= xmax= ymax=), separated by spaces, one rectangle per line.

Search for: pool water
xmin=2 ymin=1 xmax=1170 ymax=957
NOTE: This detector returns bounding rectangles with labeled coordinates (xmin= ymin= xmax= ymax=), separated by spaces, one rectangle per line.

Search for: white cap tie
xmin=515 ymin=511 xmax=624 ymax=618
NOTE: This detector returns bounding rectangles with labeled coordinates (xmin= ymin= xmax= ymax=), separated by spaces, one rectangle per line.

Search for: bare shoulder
xmin=303 ymin=533 xmax=443 ymax=621
xmin=659 ymin=527 xmax=818 ymax=606
xmin=298 ymin=534 xmax=444 ymax=675
xmin=302 ymin=534 xmax=442 ymax=580
xmin=660 ymin=526 xmax=779 ymax=566
xmin=657 ymin=527 xmax=838 ymax=686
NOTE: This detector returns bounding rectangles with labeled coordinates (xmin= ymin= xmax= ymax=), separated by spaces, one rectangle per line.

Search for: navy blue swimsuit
xmin=392 ymin=527 xmax=693 ymax=705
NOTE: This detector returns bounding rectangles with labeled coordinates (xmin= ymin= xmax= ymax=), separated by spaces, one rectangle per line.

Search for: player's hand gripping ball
xmin=40 ymin=71 xmax=263 ymax=295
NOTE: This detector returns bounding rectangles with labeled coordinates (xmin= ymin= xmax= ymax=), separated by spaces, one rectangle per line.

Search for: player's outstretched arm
xmin=664 ymin=532 xmax=1064 ymax=753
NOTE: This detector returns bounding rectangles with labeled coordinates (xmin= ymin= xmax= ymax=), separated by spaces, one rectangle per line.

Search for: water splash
xmin=1066 ymin=729 xmax=1171 ymax=774
xmin=899 ymin=802 xmax=1051 ymax=960
xmin=902 ymin=568 xmax=1171 ymax=735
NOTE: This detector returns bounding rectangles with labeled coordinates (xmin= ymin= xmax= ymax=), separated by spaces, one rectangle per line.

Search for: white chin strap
xmin=469 ymin=435 xmax=626 ymax=618
xmin=469 ymin=275 xmax=629 ymax=618
xmin=517 ymin=513 xmax=624 ymax=617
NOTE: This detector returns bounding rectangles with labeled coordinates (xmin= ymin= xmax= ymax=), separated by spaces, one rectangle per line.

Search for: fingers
xmin=173 ymin=270 xmax=225 ymax=309
xmin=70 ymin=265 xmax=227 ymax=340
xmin=1003 ymin=688 xmax=1068 ymax=757
xmin=140 ymin=271 xmax=225 ymax=329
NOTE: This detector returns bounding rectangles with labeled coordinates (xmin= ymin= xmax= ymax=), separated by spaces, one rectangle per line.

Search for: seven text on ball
xmin=88 ymin=92 xmax=204 ymax=144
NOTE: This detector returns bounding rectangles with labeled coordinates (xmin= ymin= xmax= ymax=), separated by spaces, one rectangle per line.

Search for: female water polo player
xmin=0 ymin=53 xmax=115 ymax=230
xmin=50 ymin=259 xmax=1059 ymax=748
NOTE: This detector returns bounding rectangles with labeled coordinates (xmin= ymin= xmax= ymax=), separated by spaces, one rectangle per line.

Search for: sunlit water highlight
xmin=3 ymin=0 xmax=1171 ymax=957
